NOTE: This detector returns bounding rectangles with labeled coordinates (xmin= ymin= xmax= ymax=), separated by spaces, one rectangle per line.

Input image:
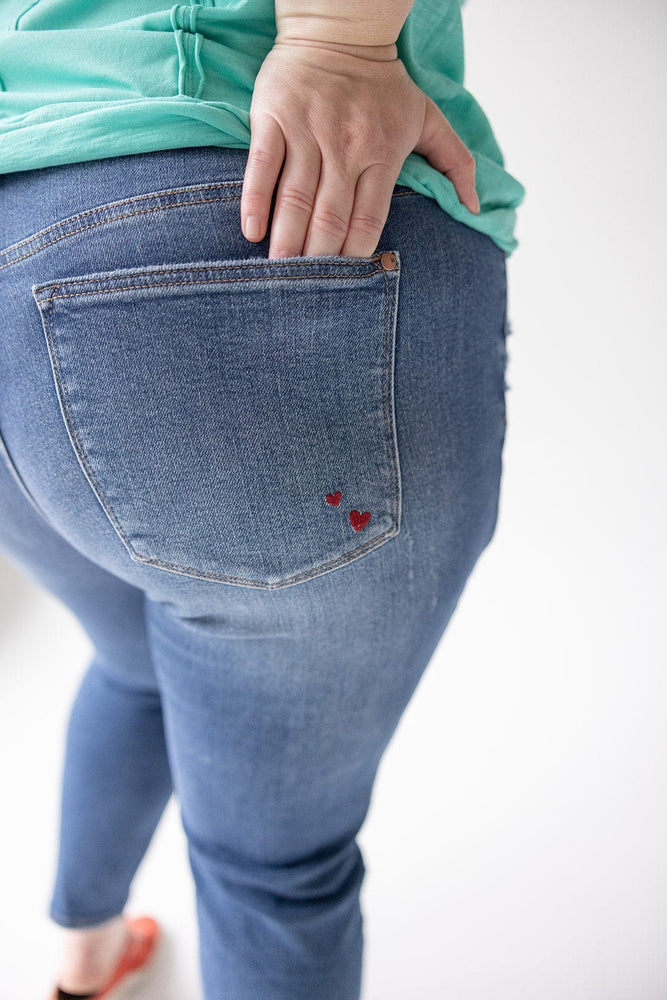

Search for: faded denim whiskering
xmin=0 ymin=145 xmax=510 ymax=1000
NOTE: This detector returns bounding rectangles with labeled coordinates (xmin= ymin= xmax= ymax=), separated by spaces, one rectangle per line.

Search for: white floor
xmin=2 ymin=1 xmax=666 ymax=997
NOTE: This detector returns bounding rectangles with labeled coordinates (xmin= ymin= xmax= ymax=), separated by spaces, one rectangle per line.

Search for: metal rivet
xmin=380 ymin=251 xmax=397 ymax=271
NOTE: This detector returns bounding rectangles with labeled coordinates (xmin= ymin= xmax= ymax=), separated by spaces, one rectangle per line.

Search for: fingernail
xmin=245 ymin=216 xmax=262 ymax=240
xmin=471 ymin=190 xmax=481 ymax=214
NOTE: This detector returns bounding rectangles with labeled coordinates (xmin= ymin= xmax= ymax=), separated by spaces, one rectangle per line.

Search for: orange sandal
xmin=49 ymin=915 xmax=161 ymax=1000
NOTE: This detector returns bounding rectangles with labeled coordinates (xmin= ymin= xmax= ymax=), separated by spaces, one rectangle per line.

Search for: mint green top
xmin=0 ymin=0 xmax=525 ymax=255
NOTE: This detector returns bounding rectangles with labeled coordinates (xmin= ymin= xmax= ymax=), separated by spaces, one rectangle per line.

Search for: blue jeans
xmin=0 ymin=146 xmax=509 ymax=1000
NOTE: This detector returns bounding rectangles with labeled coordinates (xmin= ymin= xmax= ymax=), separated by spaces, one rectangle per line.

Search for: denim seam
xmin=36 ymin=268 xmax=387 ymax=303
xmin=49 ymin=903 xmax=128 ymax=928
xmin=0 ymin=184 xmax=417 ymax=267
xmin=1 ymin=181 xmax=244 ymax=254
xmin=0 ymin=195 xmax=244 ymax=272
xmin=381 ymin=269 xmax=398 ymax=526
xmin=38 ymin=271 xmax=401 ymax=589
xmin=34 ymin=255 xmax=385 ymax=291
xmin=385 ymin=264 xmax=403 ymax=529
xmin=43 ymin=294 xmax=153 ymax=566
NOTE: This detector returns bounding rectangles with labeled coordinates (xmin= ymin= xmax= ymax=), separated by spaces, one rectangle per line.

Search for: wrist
xmin=275 ymin=1 xmax=413 ymax=48
xmin=273 ymin=36 xmax=398 ymax=62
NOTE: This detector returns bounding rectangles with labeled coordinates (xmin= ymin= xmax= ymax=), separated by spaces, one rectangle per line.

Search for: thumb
xmin=412 ymin=95 xmax=480 ymax=214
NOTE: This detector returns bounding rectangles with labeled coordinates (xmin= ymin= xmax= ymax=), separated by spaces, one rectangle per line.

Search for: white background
xmin=1 ymin=1 xmax=666 ymax=996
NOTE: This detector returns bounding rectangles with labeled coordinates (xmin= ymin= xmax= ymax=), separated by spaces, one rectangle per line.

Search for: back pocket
xmin=32 ymin=252 xmax=402 ymax=589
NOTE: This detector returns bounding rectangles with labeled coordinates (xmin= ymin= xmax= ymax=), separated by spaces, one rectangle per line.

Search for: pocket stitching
xmin=380 ymin=267 xmax=401 ymax=528
xmin=34 ymin=264 xmax=386 ymax=303
xmin=2 ymin=182 xmax=417 ymax=269
xmin=42 ymin=295 xmax=136 ymax=554
xmin=38 ymin=264 xmax=402 ymax=589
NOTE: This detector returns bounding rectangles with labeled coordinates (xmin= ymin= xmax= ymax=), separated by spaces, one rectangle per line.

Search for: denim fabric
xmin=31 ymin=251 xmax=401 ymax=587
xmin=0 ymin=145 xmax=509 ymax=1000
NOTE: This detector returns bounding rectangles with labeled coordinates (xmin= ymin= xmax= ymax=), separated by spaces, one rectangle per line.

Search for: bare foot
xmin=57 ymin=914 xmax=131 ymax=994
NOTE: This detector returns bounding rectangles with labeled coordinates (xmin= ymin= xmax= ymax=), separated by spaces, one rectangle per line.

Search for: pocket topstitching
xmin=31 ymin=252 xmax=402 ymax=589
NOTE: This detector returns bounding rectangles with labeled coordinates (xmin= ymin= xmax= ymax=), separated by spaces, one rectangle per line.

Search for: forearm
xmin=274 ymin=0 xmax=416 ymax=48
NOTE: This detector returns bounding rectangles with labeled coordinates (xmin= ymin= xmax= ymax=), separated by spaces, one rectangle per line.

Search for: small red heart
xmin=349 ymin=510 xmax=371 ymax=532
xmin=326 ymin=491 xmax=342 ymax=506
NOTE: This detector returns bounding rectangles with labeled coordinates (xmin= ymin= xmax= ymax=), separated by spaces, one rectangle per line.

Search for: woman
xmin=0 ymin=0 xmax=525 ymax=997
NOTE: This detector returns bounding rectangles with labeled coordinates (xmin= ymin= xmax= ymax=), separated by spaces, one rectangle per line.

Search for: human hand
xmin=240 ymin=39 xmax=480 ymax=259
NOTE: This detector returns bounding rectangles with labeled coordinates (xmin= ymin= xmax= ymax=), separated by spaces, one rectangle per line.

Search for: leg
xmin=143 ymin=558 xmax=478 ymax=1000
xmin=0 ymin=146 xmax=508 ymax=998
xmin=0 ymin=463 xmax=173 ymax=988
xmin=133 ymin=186 xmax=508 ymax=999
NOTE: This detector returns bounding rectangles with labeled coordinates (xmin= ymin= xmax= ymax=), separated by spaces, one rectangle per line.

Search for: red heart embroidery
xmin=349 ymin=510 xmax=371 ymax=532
xmin=326 ymin=491 xmax=342 ymax=506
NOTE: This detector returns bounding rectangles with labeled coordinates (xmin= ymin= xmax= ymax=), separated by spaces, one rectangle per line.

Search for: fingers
xmin=301 ymin=161 xmax=357 ymax=257
xmin=273 ymin=160 xmax=393 ymax=259
xmin=339 ymin=163 xmax=396 ymax=258
xmin=267 ymin=145 xmax=323 ymax=258
xmin=415 ymin=96 xmax=480 ymax=215
xmin=252 ymin=155 xmax=399 ymax=260
xmin=242 ymin=50 xmax=480 ymax=260
xmin=241 ymin=114 xmax=285 ymax=244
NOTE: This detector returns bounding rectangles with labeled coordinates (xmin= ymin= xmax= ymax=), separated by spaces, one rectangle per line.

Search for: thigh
xmin=0 ymin=451 xmax=157 ymax=691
